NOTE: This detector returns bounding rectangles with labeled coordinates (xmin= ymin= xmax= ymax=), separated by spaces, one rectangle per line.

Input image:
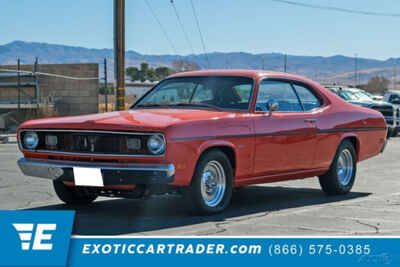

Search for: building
xmin=126 ymin=80 xmax=157 ymax=101
xmin=0 ymin=63 xmax=99 ymax=116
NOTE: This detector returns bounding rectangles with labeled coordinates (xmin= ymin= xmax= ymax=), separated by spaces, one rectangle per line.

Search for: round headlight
xmin=23 ymin=131 xmax=39 ymax=150
xmin=147 ymin=135 xmax=165 ymax=155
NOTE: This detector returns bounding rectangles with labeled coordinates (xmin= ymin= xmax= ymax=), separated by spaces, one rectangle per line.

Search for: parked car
xmin=17 ymin=70 xmax=387 ymax=214
xmin=383 ymin=91 xmax=400 ymax=105
xmin=372 ymin=95 xmax=383 ymax=101
xmin=383 ymin=91 xmax=400 ymax=136
xmin=327 ymin=87 xmax=399 ymax=137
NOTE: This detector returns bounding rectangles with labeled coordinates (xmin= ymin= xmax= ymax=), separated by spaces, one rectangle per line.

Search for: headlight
xmin=23 ymin=131 xmax=39 ymax=150
xmin=126 ymin=137 xmax=142 ymax=150
xmin=45 ymin=135 xmax=58 ymax=147
xmin=147 ymin=135 xmax=165 ymax=155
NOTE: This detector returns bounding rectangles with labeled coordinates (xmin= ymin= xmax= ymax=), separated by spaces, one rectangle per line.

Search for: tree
xmin=98 ymin=83 xmax=114 ymax=94
xmin=138 ymin=62 xmax=150 ymax=82
xmin=126 ymin=62 xmax=174 ymax=82
xmin=172 ymin=60 xmax=200 ymax=72
xmin=155 ymin=66 xmax=172 ymax=80
xmin=365 ymin=76 xmax=390 ymax=94
xmin=126 ymin=67 xmax=139 ymax=81
xmin=147 ymin=71 xmax=158 ymax=82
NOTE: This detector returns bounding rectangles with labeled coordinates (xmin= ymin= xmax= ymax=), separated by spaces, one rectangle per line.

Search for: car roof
xmin=167 ymin=69 xmax=311 ymax=82
xmin=327 ymin=87 xmax=361 ymax=92
xmin=386 ymin=90 xmax=400 ymax=95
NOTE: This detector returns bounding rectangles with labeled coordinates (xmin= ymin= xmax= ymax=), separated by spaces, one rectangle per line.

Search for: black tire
xmin=53 ymin=180 xmax=98 ymax=205
xmin=184 ymin=150 xmax=233 ymax=215
xmin=387 ymin=128 xmax=394 ymax=139
xmin=392 ymin=127 xmax=399 ymax=137
xmin=318 ymin=140 xmax=357 ymax=195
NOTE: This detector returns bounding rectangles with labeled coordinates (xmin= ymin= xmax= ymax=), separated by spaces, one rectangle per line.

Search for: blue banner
xmin=0 ymin=211 xmax=399 ymax=266
xmin=68 ymin=237 xmax=400 ymax=266
xmin=0 ymin=211 xmax=75 ymax=267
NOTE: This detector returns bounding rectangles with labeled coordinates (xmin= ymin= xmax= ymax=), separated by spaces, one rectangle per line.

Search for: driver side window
xmin=256 ymin=80 xmax=302 ymax=112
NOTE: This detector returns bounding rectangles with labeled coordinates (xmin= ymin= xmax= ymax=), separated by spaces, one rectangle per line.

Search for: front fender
xmin=196 ymin=139 xmax=237 ymax=160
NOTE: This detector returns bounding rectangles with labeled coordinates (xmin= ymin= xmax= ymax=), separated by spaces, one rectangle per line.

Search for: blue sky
xmin=1 ymin=0 xmax=399 ymax=59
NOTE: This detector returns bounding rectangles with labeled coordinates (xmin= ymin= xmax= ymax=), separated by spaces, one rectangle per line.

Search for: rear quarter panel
xmin=314 ymin=101 xmax=386 ymax=170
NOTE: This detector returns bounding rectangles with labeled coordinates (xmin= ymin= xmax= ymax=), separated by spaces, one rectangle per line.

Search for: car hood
xmin=349 ymin=100 xmax=393 ymax=108
xmin=20 ymin=109 xmax=236 ymax=131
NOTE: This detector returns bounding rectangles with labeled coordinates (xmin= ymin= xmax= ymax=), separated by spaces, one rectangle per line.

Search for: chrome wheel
xmin=337 ymin=148 xmax=354 ymax=186
xmin=200 ymin=160 xmax=226 ymax=207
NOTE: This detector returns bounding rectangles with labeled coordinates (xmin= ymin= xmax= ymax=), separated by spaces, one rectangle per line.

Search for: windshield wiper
xmin=135 ymin=102 xmax=222 ymax=111
xmin=172 ymin=103 xmax=222 ymax=111
xmin=135 ymin=103 xmax=170 ymax=109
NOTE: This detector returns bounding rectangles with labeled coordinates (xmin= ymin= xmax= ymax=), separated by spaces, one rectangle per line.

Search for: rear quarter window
xmin=292 ymin=84 xmax=322 ymax=111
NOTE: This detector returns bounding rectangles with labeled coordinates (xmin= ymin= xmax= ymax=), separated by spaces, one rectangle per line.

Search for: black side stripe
xmin=170 ymin=127 xmax=386 ymax=142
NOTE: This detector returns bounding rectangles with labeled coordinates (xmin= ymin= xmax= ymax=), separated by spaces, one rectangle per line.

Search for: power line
xmin=170 ymin=0 xmax=195 ymax=55
xmin=144 ymin=0 xmax=178 ymax=55
xmin=271 ymin=0 xmax=400 ymax=18
xmin=190 ymin=0 xmax=210 ymax=69
xmin=0 ymin=69 xmax=98 ymax=80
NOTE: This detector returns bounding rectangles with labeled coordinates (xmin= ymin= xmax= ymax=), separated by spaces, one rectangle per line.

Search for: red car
xmin=17 ymin=70 xmax=387 ymax=214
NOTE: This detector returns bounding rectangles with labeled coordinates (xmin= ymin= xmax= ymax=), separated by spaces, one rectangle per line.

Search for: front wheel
xmin=184 ymin=150 xmax=233 ymax=215
xmin=318 ymin=140 xmax=357 ymax=195
xmin=53 ymin=180 xmax=98 ymax=205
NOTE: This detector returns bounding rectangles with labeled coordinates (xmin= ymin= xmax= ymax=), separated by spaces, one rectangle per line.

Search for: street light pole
xmin=114 ymin=0 xmax=126 ymax=111
xmin=284 ymin=54 xmax=287 ymax=73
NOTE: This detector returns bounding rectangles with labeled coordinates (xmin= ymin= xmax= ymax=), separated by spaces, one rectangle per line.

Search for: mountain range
xmin=0 ymin=41 xmax=399 ymax=84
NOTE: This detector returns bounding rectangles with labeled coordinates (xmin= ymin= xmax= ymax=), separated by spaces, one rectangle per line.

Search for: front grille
xmin=370 ymin=105 xmax=394 ymax=117
xmin=20 ymin=130 xmax=164 ymax=156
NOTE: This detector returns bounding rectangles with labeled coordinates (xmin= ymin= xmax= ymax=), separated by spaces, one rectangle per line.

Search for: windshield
xmin=337 ymin=90 xmax=355 ymax=101
xmin=337 ymin=90 xmax=373 ymax=102
xmin=133 ymin=76 xmax=254 ymax=111
xmin=354 ymin=91 xmax=373 ymax=101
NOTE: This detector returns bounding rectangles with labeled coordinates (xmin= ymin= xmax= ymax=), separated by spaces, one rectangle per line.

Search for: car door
xmin=253 ymin=79 xmax=319 ymax=177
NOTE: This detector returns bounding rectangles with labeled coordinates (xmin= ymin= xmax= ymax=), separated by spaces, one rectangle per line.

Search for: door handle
xmin=304 ymin=119 xmax=317 ymax=123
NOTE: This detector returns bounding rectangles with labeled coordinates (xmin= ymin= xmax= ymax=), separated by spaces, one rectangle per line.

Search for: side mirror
xmin=267 ymin=101 xmax=279 ymax=116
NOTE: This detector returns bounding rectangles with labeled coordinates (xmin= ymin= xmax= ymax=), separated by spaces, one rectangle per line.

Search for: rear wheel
xmin=318 ymin=140 xmax=357 ymax=195
xmin=53 ymin=180 xmax=98 ymax=205
xmin=185 ymin=150 xmax=233 ymax=215
xmin=392 ymin=127 xmax=399 ymax=137
xmin=387 ymin=128 xmax=394 ymax=138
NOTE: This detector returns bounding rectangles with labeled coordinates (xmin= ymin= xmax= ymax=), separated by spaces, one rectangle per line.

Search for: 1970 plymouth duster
xmin=17 ymin=70 xmax=387 ymax=214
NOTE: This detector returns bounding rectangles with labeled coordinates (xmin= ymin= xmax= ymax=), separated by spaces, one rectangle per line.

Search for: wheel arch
xmin=195 ymin=141 xmax=237 ymax=177
xmin=338 ymin=134 xmax=360 ymax=161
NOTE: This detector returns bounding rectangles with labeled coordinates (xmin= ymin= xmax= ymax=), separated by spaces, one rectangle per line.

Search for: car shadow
xmin=24 ymin=185 xmax=371 ymax=235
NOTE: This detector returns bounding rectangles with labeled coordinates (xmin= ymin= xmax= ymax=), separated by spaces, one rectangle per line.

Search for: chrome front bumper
xmin=17 ymin=158 xmax=175 ymax=185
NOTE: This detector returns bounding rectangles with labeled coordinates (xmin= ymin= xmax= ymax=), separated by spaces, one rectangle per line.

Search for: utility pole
xmin=284 ymin=54 xmax=287 ymax=73
xmin=104 ymin=58 xmax=108 ymax=112
xmin=261 ymin=56 xmax=264 ymax=70
xmin=354 ymin=53 xmax=358 ymax=87
xmin=114 ymin=0 xmax=125 ymax=111
xmin=393 ymin=60 xmax=397 ymax=90
xmin=17 ymin=58 xmax=21 ymax=111
xmin=34 ymin=57 xmax=40 ymax=109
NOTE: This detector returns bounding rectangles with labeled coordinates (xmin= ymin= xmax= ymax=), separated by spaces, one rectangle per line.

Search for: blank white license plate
xmin=73 ymin=167 xmax=104 ymax=187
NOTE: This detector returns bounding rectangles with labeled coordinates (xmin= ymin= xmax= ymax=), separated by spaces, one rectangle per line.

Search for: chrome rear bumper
xmin=17 ymin=158 xmax=175 ymax=185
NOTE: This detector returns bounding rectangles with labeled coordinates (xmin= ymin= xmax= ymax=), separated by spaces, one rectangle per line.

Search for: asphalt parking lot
xmin=1 ymin=139 xmax=400 ymax=236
